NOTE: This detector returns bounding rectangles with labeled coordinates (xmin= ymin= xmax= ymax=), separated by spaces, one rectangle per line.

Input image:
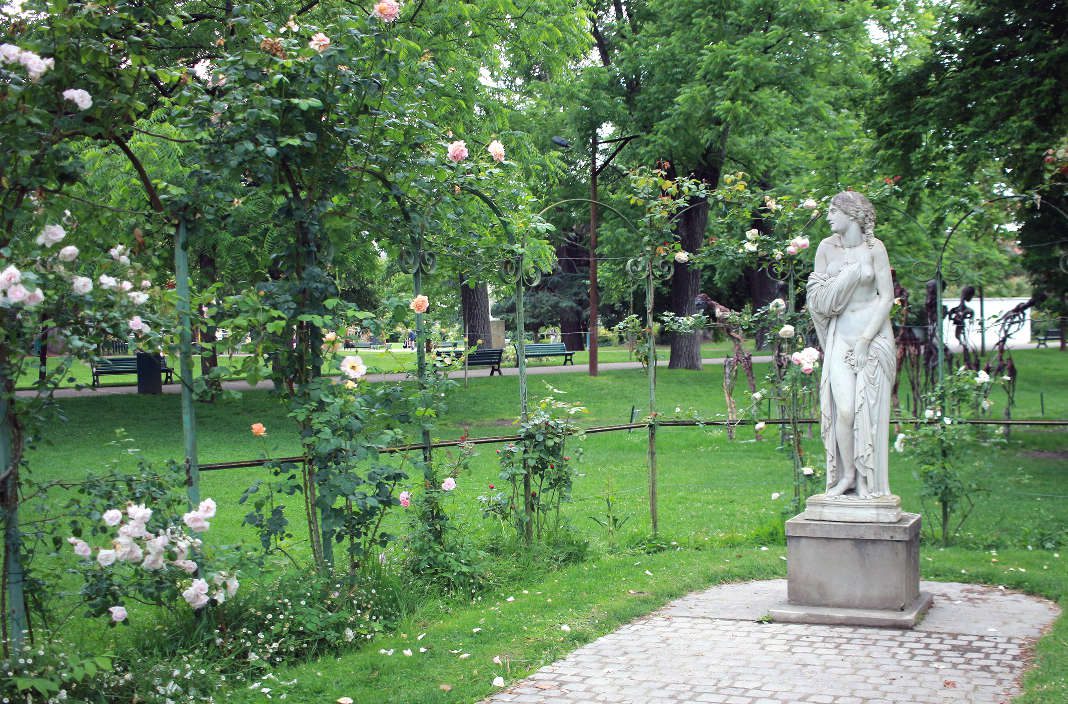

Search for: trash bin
xmin=136 ymin=352 xmax=163 ymax=395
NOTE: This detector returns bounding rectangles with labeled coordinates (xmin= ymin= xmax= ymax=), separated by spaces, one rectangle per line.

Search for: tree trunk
xmin=557 ymin=233 xmax=587 ymax=351
xmin=560 ymin=312 xmax=586 ymax=352
xmin=460 ymin=280 xmax=491 ymax=348
xmin=668 ymin=194 xmax=709 ymax=369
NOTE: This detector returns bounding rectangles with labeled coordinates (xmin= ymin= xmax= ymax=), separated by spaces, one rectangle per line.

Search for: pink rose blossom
xmin=182 ymin=578 xmax=210 ymax=609
xmin=113 ymin=536 xmax=143 ymax=563
xmin=58 ymin=245 xmax=79 ymax=262
xmin=308 ymin=32 xmax=331 ymax=53
xmin=447 ymin=140 xmax=468 ymax=163
xmin=373 ymin=0 xmax=401 ymax=22
xmin=128 ymin=316 xmax=148 ymax=333
xmin=442 ymin=477 xmax=457 ymax=491
xmin=399 ymin=490 xmax=411 ymax=508
xmin=5 ymin=283 xmax=28 ymax=304
xmin=225 ymin=576 xmax=239 ymax=597
xmin=487 ymin=139 xmax=505 ymax=162
xmin=24 ymin=288 xmax=44 ymax=306
xmin=141 ymin=279 xmax=152 ymax=289
xmin=0 ymin=265 xmax=21 ymax=289
xmin=98 ymin=274 xmax=118 ymax=290
xmin=97 ymin=549 xmax=117 ymax=567
xmin=108 ymin=244 xmax=127 ymax=260
xmin=119 ymin=280 xmax=133 ymax=292
xmin=182 ymin=510 xmax=210 ymax=532
xmin=142 ymin=551 xmax=166 ymax=570
xmin=786 ymin=245 xmax=798 ymax=256
xmin=103 ymin=509 xmax=123 ymax=526
xmin=127 ymin=504 xmax=152 ymax=523
xmin=197 ymin=498 xmax=217 ymax=519
xmin=108 ymin=605 xmax=127 ymax=622
xmin=409 ymin=294 xmax=429 ymax=313
xmin=128 ymin=291 xmax=148 ymax=305
xmin=174 ymin=559 xmax=199 ymax=574
xmin=118 ymin=521 xmax=149 ymax=539
xmin=67 ymin=537 xmax=91 ymax=559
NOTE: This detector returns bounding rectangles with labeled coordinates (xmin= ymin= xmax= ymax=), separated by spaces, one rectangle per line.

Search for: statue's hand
xmin=854 ymin=338 xmax=870 ymax=369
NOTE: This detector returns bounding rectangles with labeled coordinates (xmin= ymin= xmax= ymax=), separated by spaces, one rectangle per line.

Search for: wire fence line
xmin=198 ymin=417 xmax=1068 ymax=472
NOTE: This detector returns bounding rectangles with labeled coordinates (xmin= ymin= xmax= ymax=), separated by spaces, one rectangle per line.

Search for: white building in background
xmin=941 ymin=296 xmax=1034 ymax=352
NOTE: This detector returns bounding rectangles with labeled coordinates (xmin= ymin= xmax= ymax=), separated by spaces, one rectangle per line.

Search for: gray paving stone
xmin=480 ymin=580 xmax=1059 ymax=704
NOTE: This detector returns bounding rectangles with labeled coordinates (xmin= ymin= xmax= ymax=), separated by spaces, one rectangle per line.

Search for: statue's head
xmin=830 ymin=191 xmax=876 ymax=244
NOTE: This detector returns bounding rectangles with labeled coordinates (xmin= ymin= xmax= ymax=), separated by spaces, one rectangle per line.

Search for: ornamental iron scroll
xmin=625 ymin=253 xmax=675 ymax=281
xmin=397 ymin=244 xmax=436 ymax=275
xmin=500 ymin=256 xmax=543 ymax=287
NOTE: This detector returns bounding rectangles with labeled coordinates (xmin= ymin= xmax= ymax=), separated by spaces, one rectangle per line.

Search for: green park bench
xmin=434 ymin=347 xmax=503 ymax=376
xmin=1034 ymin=326 xmax=1063 ymax=348
xmin=90 ymin=355 xmax=174 ymax=387
xmin=516 ymin=342 xmax=575 ymax=365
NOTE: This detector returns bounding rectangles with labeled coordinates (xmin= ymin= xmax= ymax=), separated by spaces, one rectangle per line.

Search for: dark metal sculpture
xmin=696 ymin=293 xmax=756 ymax=439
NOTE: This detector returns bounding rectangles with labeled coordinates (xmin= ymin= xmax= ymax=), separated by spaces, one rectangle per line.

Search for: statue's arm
xmin=860 ymin=241 xmax=894 ymax=344
xmin=813 ymin=237 xmax=830 ymax=274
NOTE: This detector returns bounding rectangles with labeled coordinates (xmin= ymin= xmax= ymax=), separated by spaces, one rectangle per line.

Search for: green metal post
xmin=174 ymin=219 xmax=200 ymax=507
xmin=414 ymin=263 xmax=432 ymax=468
xmin=646 ymin=258 xmax=658 ymax=536
xmin=515 ymin=254 xmax=532 ymax=543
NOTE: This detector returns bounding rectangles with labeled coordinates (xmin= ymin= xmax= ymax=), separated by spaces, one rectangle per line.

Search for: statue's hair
xmin=831 ymin=191 xmax=876 ymax=246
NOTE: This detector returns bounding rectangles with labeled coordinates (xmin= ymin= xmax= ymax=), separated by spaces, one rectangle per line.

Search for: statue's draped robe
xmin=807 ymin=265 xmax=893 ymax=497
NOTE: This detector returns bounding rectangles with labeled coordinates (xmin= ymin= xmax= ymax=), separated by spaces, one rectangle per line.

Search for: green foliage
xmin=0 ymin=641 xmax=112 ymax=704
xmin=487 ymin=391 xmax=585 ymax=541
xmin=898 ymin=366 xmax=1004 ymax=545
xmin=404 ymin=445 xmax=488 ymax=596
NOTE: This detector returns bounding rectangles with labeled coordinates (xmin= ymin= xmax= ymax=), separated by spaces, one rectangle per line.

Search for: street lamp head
xmin=551 ymin=136 xmax=571 ymax=149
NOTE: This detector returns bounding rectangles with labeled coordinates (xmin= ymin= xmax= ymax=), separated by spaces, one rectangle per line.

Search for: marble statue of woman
xmin=807 ymin=191 xmax=895 ymax=499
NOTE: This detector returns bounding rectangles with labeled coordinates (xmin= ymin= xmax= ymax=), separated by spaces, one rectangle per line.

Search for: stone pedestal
xmin=803 ymin=493 xmax=902 ymax=523
xmin=489 ymin=319 xmax=506 ymax=349
xmin=769 ymin=512 xmax=932 ymax=628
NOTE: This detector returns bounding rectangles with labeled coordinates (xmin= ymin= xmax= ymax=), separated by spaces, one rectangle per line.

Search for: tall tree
xmin=571 ymin=0 xmax=880 ymax=367
xmin=460 ymin=280 xmax=492 ymax=347
xmin=872 ymin=0 xmax=1068 ymax=312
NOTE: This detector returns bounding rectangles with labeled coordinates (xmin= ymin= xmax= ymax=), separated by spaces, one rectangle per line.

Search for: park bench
xmin=434 ymin=347 xmax=503 ymax=376
xmin=1034 ymin=326 xmax=1063 ymax=348
xmin=516 ymin=342 xmax=575 ymax=365
xmin=90 ymin=355 xmax=174 ymax=387
xmin=346 ymin=340 xmax=387 ymax=350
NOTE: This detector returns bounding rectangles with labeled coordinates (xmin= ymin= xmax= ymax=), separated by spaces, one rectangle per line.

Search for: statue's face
xmin=826 ymin=203 xmax=853 ymax=235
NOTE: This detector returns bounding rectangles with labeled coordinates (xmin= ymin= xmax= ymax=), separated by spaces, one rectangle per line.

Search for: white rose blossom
xmin=36 ymin=224 xmax=66 ymax=247
xmin=62 ymin=88 xmax=93 ymax=111
xmin=72 ymin=276 xmax=93 ymax=295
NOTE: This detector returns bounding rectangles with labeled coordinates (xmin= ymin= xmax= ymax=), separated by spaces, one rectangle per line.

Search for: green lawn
xmin=16 ymin=341 xmax=752 ymax=389
xmin=19 ymin=347 xmax=1068 ymax=703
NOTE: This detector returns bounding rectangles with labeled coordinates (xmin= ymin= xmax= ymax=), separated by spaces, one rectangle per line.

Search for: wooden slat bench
xmin=516 ymin=342 xmax=575 ymax=365
xmin=1035 ymin=327 xmax=1063 ymax=349
xmin=91 ymin=355 xmax=174 ymax=387
xmin=434 ymin=348 xmax=503 ymax=376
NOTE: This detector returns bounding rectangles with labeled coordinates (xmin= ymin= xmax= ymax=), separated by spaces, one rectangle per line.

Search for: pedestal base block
xmin=803 ymin=493 xmax=902 ymax=523
xmin=769 ymin=592 xmax=933 ymax=628
xmin=771 ymin=512 xmax=931 ymax=628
